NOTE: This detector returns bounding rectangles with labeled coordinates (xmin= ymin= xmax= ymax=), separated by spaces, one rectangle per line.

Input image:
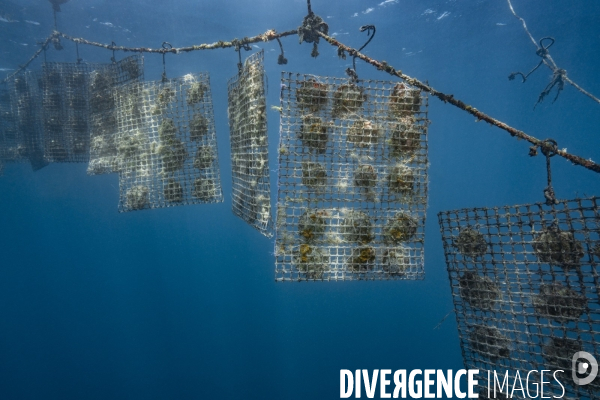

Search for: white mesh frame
xmin=439 ymin=197 xmax=600 ymax=399
xmin=227 ymin=51 xmax=273 ymax=237
xmin=275 ymin=73 xmax=429 ymax=281
xmin=88 ymin=55 xmax=144 ymax=175
xmin=115 ymin=72 xmax=223 ymax=212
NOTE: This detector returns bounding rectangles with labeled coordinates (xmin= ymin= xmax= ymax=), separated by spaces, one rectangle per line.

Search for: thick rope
xmin=1 ymin=22 xmax=598 ymax=176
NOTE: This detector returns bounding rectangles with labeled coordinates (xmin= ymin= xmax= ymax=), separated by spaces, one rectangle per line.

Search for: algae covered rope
xmin=2 ymin=12 xmax=598 ymax=174
xmin=56 ymin=29 xmax=298 ymax=55
xmin=316 ymin=31 xmax=600 ymax=175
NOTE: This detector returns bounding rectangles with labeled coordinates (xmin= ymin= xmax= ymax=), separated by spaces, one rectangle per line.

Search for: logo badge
xmin=572 ymin=351 xmax=599 ymax=386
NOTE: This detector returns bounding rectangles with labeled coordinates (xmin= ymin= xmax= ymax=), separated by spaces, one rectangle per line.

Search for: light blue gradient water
xmin=0 ymin=0 xmax=599 ymax=398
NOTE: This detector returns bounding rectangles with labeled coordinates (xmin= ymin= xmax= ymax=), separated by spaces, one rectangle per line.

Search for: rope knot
xmin=298 ymin=12 xmax=328 ymax=58
xmin=540 ymin=139 xmax=558 ymax=157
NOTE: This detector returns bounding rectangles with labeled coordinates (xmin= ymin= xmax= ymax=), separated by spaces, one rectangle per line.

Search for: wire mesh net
xmin=115 ymin=72 xmax=223 ymax=212
xmin=40 ymin=62 xmax=103 ymax=163
xmin=438 ymin=197 xmax=600 ymax=399
xmin=88 ymin=55 xmax=144 ymax=174
xmin=7 ymin=70 xmax=47 ymax=171
xmin=0 ymin=85 xmax=22 ymax=164
xmin=227 ymin=51 xmax=273 ymax=237
xmin=275 ymin=73 xmax=429 ymax=281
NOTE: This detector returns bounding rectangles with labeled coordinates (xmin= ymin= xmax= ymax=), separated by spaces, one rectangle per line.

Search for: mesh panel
xmin=7 ymin=71 xmax=47 ymax=171
xmin=115 ymin=73 xmax=223 ymax=212
xmin=40 ymin=62 xmax=103 ymax=163
xmin=0 ymin=85 xmax=21 ymax=163
xmin=88 ymin=55 xmax=144 ymax=174
xmin=227 ymin=51 xmax=273 ymax=237
xmin=275 ymin=73 xmax=429 ymax=281
xmin=439 ymin=197 xmax=600 ymax=399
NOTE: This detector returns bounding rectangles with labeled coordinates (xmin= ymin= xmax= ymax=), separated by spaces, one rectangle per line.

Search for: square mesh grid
xmin=88 ymin=55 xmax=144 ymax=174
xmin=227 ymin=51 xmax=273 ymax=237
xmin=439 ymin=197 xmax=600 ymax=399
xmin=115 ymin=73 xmax=223 ymax=212
xmin=275 ymin=73 xmax=429 ymax=281
xmin=41 ymin=62 xmax=105 ymax=163
xmin=7 ymin=70 xmax=47 ymax=170
xmin=0 ymin=85 xmax=22 ymax=163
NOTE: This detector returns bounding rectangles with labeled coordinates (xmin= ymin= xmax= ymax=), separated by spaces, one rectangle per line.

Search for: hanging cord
xmin=347 ymin=25 xmax=376 ymax=81
xmin=233 ymin=39 xmax=252 ymax=73
xmin=539 ymin=139 xmax=559 ymax=205
xmin=508 ymin=37 xmax=554 ymax=83
xmin=433 ymin=310 xmax=455 ymax=330
xmin=297 ymin=1 xmax=328 ymax=58
xmin=50 ymin=3 xmax=62 ymax=51
xmin=75 ymin=42 xmax=82 ymax=64
xmin=506 ymin=0 xmax=600 ymax=106
xmin=276 ymin=38 xmax=287 ymax=65
xmin=110 ymin=41 xmax=117 ymax=63
xmin=352 ymin=25 xmax=376 ymax=73
xmin=161 ymin=42 xmax=173 ymax=82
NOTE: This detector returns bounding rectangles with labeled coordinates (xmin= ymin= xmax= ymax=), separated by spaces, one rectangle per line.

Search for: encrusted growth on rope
xmin=1 ymin=8 xmax=597 ymax=178
xmin=297 ymin=11 xmax=328 ymax=58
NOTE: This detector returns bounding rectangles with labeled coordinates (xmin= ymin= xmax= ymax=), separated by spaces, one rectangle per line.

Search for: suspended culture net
xmin=115 ymin=72 xmax=223 ymax=212
xmin=88 ymin=55 xmax=144 ymax=175
xmin=0 ymin=86 xmax=20 ymax=167
xmin=227 ymin=51 xmax=273 ymax=237
xmin=275 ymin=73 xmax=429 ymax=281
xmin=40 ymin=61 xmax=104 ymax=163
xmin=7 ymin=71 xmax=47 ymax=171
xmin=438 ymin=197 xmax=600 ymax=399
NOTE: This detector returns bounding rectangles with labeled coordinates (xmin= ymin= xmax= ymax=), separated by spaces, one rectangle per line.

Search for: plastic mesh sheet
xmin=439 ymin=197 xmax=600 ymax=399
xmin=88 ymin=55 xmax=144 ymax=174
xmin=275 ymin=73 xmax=429 ymax=281
xmin=0 ymin=86 xmax=21 ymax=163
xmin=115 ymin=73 xmax=223 ymax=212
xmin=227 ymin=51 xmax=273 ymax=237
xmin=7 ymin=71 xmax=47 ymax=171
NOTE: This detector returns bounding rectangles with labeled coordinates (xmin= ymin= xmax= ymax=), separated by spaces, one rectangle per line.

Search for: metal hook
xmin=234 ymin=40 xmax=251 ymax=73
xmin=540 ymin=139 xmax=559 ymax=205
xmin=537 ymin=37 xmax=555 ymax=58
xmin=351 ymin=25 xmax=376 ymax=77
xmin=75 ymin=42 xmax=82 ymax=64
xmin=110 ymin=41 xmax=117 ymax=63
xmin=161 ymin=41 xmax=173 ymax=82
xmin=276 ymin=38 xmax=288 ymax=65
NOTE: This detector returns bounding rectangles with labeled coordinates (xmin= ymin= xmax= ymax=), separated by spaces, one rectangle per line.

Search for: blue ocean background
xmin=0 ymin=0 xmax=599 ymax=398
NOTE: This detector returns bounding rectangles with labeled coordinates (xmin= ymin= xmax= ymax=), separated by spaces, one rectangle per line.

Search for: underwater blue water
xmin=0 ymin=0 xmax=599 ymax=398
